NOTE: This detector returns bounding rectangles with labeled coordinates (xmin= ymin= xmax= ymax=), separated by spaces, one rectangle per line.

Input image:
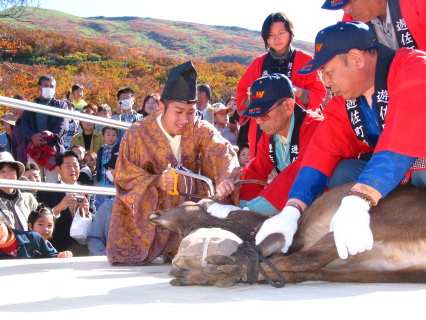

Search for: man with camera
xmin=37 ymin=150 xmax=91 ymax=256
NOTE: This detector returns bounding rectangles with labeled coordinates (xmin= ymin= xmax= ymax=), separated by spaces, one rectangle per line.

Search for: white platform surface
xmin=1 ymin=256 xmax=425 ymax=319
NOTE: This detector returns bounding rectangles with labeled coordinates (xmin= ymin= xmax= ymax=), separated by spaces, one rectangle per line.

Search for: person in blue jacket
xmin=0 ymin=217 xmax=58 ymax=259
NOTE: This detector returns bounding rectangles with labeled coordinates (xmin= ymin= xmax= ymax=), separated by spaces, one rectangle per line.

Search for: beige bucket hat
xmin=1 ymin=113 xmax=17 ymax=126
xmin=0 ymin=152 xmax=25 ymax=179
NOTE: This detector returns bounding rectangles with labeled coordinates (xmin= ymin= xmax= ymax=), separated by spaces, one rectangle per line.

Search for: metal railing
xmin=0 ymin=96 xmax=123 ymax=195
xmin=0 ymin=96 xmax=226 ymax=196
xmin=0 ymin=96 xmax=131 ymax=130
xmin=0 ymin=179 xmax=116 ymax=195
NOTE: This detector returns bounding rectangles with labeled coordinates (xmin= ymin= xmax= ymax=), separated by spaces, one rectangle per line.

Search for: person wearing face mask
xmin=86 ymin=154 xmax=117 ymax=256
xmin=111 ymin=87 xmax=142 ymax=142
xmin=21 ymin=75 xmax=69 ymax=183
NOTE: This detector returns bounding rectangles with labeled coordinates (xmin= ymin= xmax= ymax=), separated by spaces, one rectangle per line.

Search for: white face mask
xmin=119 ymin=99 xmax=132 ymax=110
xmin=106 ymin=170 xmax=114 ymax=182
xmin=42 ymin=87 xmax=55 ymax=99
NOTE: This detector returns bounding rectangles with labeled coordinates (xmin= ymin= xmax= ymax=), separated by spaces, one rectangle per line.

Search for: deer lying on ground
xmin=148 ymin=183 xmax=426 ymax=286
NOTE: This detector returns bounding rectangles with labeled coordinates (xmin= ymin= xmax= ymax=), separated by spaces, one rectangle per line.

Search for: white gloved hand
xmin=329 ymin=195 xmax=373 ymax=260
xmin=255 ymin=206 xmax=300 ymax=253
xmin=206 ymin=203 xmax=242 ymax=219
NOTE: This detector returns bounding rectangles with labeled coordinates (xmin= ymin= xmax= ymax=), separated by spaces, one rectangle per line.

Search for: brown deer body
xmin=149 ymin=183 xmax=426 ymax=284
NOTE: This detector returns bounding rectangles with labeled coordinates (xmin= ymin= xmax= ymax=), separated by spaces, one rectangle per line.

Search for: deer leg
xmin=254 ymin=232 xmax=338 ymax=283
xmin=283 ymin=266 xmax=426 ymax=283
xmin=274 ymin=233 xmax=338 ymax=271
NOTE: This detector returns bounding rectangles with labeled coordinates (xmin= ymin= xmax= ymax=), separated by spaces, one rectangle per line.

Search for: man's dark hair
xmin=197 ymin=84 xmax=211 ymax=100
xmin=37 ymin=75 xmax=56 ymax=86
xmin=102 ymin=126 xmax=119 ymax=136
xmin=55 ymin=150 xmax=79 ymax=167
xmin=117 ymin=87 xmax=134 ymax=100
xmin=261 ymin=13 xmax=294 ymax=51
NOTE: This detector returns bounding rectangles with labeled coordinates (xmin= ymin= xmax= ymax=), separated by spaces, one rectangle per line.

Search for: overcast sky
xmin=38 ymin=0 xmax=343 ymax=43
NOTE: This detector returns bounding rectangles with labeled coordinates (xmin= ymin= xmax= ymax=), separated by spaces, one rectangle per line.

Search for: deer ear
xmin=198 ymin=199 xmax=215 ymax=212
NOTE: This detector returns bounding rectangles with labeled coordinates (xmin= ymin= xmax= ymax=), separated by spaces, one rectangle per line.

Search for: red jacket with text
xmin=239 ymin=109 xmax=323 ymax=212
xmin=299 ymin=48 xmax=426 ymax=178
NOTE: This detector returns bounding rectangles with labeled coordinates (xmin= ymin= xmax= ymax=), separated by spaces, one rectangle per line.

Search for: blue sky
xmin=38 ymin=0 xmax=342 ymax=42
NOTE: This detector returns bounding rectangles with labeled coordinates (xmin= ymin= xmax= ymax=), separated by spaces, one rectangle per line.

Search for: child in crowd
xmin=96 ymin=104 xmax=112 ymax=132
xmin=237 ymin=144 xmax=250 ymax=167
xmin=84 ymin=150 xmax=97 ymax=181
xmin=27 ymin=204 xmax=73 ymax=258
xmin=96 ymin=127 xmax=119 ymax=187
xmin=0 ymin=216 xmax=59 ymax=259
xmin=213 ymin=103 xmax=238 ymax=145
xmin=23 ymin=162 xmax=41 ymax=182
xmin=66 ymin=84 xmax=87 ymax=111
xmin=98 ymin=104 xmax=112 ymax=118
xmin=95 ymin=127 xmax=119 ymax=209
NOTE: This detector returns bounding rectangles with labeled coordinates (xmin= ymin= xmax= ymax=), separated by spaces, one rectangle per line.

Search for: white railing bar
xmin=0 ymin=96 xmax=131 ymax=130
xmin=0 ymin=179 xmax=117 ymax=196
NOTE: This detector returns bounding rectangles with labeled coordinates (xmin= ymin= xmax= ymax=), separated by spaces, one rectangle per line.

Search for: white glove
xmin=329 ymin=195 xmax=373 ymax=260
xmin=207 ymin=203 xmax=242 ymax=219
xmin=255 ymin=206 xmax=300 ymax=253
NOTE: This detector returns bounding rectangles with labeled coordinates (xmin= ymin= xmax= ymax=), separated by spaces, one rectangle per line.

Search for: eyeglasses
xmin=251 ymin=100 xmax=285 ymax=122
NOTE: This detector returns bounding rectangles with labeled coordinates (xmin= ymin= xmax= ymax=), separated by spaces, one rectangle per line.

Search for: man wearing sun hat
xmin=321 ymin=0 xmax=426 ymax=51
xmin=255 ymin=21 xmax=426 ymax=260
xmin=208 ymin=74 xmax=323 ymax=219
xmin=107 ymin=61 xmax=239 ymax=266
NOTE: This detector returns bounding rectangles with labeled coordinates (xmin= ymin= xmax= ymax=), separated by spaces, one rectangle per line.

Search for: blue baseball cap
xmin=321 ymin=0 xmax=351 ymax=10
xmin=297 ymin=21 xmax=376 ymax=75
xmin=243 ymin=73 xmax=293 ymax=117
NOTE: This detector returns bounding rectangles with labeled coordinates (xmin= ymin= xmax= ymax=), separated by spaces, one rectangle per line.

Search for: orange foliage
xmin=0 ymin=24 xmax=247 ymax=116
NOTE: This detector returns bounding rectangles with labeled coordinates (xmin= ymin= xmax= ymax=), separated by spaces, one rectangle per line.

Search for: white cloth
xmin=157 ymin=114 xmax=182 ymax=163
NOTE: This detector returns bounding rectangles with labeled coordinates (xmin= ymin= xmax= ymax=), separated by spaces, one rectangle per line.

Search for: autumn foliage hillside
xmin=0 ymin=8 xmax=314 ymax=114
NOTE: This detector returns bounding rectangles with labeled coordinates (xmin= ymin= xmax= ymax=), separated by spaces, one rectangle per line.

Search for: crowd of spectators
xmin=0 ymin=73 xmax=257 ymax=259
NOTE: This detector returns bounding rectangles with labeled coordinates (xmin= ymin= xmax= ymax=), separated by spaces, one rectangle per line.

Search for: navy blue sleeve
xmin=288 ymin=166 xmax=329 ymax=206
xmin=357 ymin=150 xmax=415 ymax=198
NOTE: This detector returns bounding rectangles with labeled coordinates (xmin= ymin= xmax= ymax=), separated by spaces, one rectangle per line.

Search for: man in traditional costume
xmin=106 ymin=61 xmax=239 ymax=265
xmin=255 ymin=22 xmax=426 ymax=259
xmin=322 ymin=0 xmax=426 ymax=51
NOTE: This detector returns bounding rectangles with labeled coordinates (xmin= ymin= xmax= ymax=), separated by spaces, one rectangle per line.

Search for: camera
xmin=75 ymin=196 xmax=85 ymax=204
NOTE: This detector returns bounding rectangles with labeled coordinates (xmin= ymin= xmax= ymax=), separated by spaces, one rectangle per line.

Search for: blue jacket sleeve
xmin=288 ymin=166 xmax=328 ymax=207
xmin=357 ymin=150 xmax=415 ymax=197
